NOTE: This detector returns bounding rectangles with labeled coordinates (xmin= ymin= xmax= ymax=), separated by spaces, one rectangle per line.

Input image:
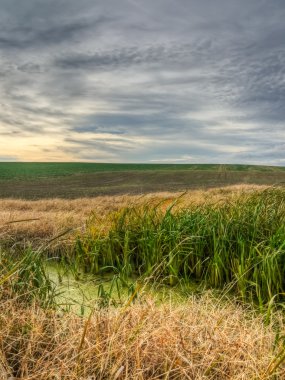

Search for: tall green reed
xmin=0 ymin=248 xmax=57 ymax=307
xmin=70 ymin=188 xmax=285 ymax=305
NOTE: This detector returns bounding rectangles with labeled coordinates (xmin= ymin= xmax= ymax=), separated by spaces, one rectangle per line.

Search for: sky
xmin=0 ymin=0 xmax=285 ymax=164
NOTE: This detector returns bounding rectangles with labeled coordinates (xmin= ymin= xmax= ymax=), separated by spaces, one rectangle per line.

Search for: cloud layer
xmin=1 ymin=0 xmax=285 ymax=164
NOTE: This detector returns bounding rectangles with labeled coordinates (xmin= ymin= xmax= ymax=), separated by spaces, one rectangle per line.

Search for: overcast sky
xmin=0 ymin=0 xmax=284 ymax=164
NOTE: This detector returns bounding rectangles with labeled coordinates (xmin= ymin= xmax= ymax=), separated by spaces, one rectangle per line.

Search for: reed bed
xmin=68 ymin=187 xmax=285 ymax=306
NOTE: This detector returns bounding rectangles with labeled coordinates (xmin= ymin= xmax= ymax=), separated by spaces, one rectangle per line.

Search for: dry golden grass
xmin=1 ymin=185 xmax=285 ymax=379
xmin=1 ymin=292 xmax=283 ymax=380
xmin=0 ymin=185 xmax=268 ymax=244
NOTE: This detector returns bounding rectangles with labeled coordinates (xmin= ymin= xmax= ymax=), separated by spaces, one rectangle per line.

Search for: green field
xmin=1 ymin=162 xmax=285 ymax=180
xmin=1 ymin=162 xmax=285 ymax=198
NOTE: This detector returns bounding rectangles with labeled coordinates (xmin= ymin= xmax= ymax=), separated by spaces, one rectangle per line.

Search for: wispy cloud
xmin=0 ymin=0 xmax=285 ymax=163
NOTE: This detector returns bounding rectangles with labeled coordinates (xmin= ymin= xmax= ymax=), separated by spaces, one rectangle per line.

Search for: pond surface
xmin=46 ymin=263 xmax=197 ymax=315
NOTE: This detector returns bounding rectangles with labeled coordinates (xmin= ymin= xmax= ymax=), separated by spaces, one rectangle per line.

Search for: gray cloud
xmin=0 ymin=21 xmax=92 ymax=50
xmin=55 ymin=42 xmax=209 ymax=71
xmin=0 ymin=0 xmax=285 ymax=163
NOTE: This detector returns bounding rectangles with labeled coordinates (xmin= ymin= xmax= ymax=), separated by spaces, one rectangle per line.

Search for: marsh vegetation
xmin=2 ymin=186 xmax=285 ymax=378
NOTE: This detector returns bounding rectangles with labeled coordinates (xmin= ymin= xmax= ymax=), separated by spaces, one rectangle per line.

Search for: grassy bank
xmin=2 ymin=187 xmax=285 ymax=378
xmin=3 ymin=186 xmax=285 ymax=306
xmin=0 ymin=248 xmax=283 ymax=379
xmin=0 ymin=185 xmax=267 ymax=243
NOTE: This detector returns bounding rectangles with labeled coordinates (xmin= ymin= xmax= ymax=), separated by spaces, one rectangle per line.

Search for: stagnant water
xmin=47 ymin=263 xmax=197 ymax=315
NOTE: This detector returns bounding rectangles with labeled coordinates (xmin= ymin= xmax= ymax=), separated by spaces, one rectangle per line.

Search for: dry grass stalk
xmin=0 ymin=185 xmax=267 ymax=245
xmin=0 ymin=293 xmax=282 ymax=379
